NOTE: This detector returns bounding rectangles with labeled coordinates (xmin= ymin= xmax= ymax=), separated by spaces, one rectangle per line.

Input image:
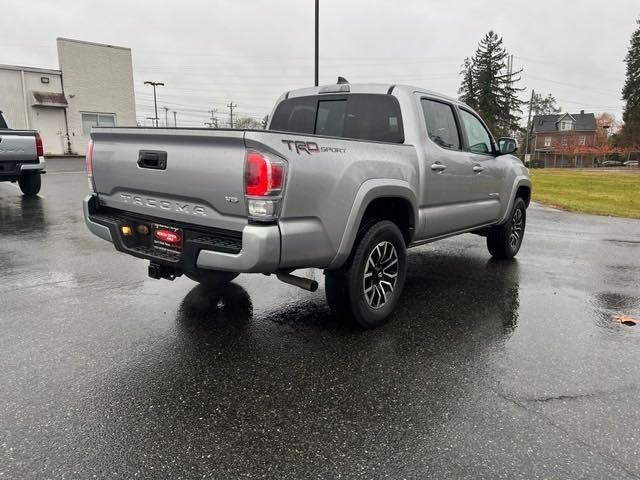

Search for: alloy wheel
xmin=363 ymin=241 xmax=399 ymax=309
xmin=510 ymin=208 xmax=524 ymax=248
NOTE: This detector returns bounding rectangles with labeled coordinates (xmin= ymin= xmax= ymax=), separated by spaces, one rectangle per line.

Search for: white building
xmin=0 ymin=38 xmax=136 ymax=155
xmin=0 ymin=64 xmax=68 ymax=154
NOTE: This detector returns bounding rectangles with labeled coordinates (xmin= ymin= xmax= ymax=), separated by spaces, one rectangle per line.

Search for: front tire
xmin=185 ymin=269 xmax=239 ymax=289
xmin=19 ymin=172 xmax=41 ymax=196
xmin=487 ymin=197 xmax=527 ymax=259
xmin=325 ymin=220 xmax=407 ymax=329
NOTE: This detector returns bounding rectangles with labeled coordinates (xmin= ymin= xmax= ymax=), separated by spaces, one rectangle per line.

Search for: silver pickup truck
xmin=84 ymin=82 xmax=530 ymax=328
xmin=0 ymin=111 xmax=46 ymax=195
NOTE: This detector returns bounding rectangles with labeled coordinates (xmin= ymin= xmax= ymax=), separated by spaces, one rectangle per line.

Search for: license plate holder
xmin=152 ymin=223 xmax=183 ymax=255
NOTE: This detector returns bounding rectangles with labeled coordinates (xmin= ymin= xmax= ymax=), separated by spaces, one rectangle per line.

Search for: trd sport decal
xmin=281 ymin=140 xmax=346 ymax=154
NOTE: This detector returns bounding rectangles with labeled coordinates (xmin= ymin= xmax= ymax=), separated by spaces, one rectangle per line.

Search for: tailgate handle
xmin=138 ymin=150 xmax=167 ymax=170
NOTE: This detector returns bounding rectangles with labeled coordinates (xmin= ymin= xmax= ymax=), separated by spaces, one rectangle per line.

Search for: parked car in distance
xmin=602 ymin=160 xmax=625 ymax=167
xmin=83 ymin=81 xmax=531 ymax=328
xmin=623 ymin=160 xmax=638 ymax=167
xmin=0 ymin=110 xmax=46 ymax=195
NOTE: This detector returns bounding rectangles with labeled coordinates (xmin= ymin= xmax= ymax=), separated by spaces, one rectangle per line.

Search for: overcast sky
xmin=1 ymin=0 xmax=637 ymax=127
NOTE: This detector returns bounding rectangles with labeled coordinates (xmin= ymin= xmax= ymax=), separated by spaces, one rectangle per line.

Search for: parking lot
xmin=2 ymin=158 xmax=640 ymax=479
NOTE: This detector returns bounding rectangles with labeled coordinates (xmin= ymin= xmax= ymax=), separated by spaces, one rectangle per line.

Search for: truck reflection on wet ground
xmin=2 ymin=164 xmax=640 ymax=478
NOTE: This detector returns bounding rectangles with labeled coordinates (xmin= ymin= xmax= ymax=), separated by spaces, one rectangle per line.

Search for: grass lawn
xmin=529 ymin=169 xmax=640 ymax=219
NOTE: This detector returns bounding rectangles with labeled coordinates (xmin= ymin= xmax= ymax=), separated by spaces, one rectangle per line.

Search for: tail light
xmin=35 ymin=133 xmax=44 ymax=157
xmin=245 ymin=151 xmax=284 ymax=196
xmin=86 ymin=140 xmax=96 ymax=192
xmin=244 ymin=150 xmax=286 ymax=220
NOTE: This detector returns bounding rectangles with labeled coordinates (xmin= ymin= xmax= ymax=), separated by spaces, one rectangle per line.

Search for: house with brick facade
xmin=530 ymin=111 xmax=598 ymax=166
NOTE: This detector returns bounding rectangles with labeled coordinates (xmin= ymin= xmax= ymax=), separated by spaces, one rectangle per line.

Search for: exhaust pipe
xmin=276 ymin=272 xmax=318 ymax=292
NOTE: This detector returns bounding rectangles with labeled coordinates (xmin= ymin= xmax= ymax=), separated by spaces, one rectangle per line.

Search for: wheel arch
xmin=497 ymin=176 xmax=531 ymax=225
xmin=328 ymin=179 xmax=417 ymax=269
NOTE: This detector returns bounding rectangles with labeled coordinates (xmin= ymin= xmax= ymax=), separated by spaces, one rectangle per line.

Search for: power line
xmin=524 ymin=74 xmax=621 ymax=97
xmin=514 ymin=55 xmax=623 ymax=78
xmin=555 ymin=98 xmax=623 ymax=110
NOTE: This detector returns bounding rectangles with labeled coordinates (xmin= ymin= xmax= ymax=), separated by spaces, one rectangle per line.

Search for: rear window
xmin=0 ymin=112 xmax=7 ymax=129
xmin=270 ymin=94 xmax=404 ymax=143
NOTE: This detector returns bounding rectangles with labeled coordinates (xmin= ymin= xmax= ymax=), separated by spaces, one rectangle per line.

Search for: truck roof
xmin=285 ymin=83 xmax=462 ymax=106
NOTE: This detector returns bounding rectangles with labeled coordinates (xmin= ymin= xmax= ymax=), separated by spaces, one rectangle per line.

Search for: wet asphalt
xmin=1 ymin=159 xmax=640 ymax=479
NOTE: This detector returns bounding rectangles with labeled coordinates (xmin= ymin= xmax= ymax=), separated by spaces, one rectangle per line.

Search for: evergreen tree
xmin=622 ymin=19 xmax=640 ymax=146
xmin=458 ymin=31 xmax=524 ymax=137
xmin=458 ymin=57 xmax=477 ymax=110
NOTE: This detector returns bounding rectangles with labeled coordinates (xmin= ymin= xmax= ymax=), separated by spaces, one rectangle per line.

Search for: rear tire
xmin=487 ymin=197 xmax=527 ymax=259
xmin=325 ymin=220 xmax=407 ymax=329
xmin=19 ymin=172 xmax=41 ymax=196
xmin=185 ymin=269 xmax=239 ymax=289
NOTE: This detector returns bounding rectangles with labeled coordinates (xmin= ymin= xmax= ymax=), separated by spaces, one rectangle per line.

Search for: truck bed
xmin=88 ymin=126 xmax=417 ymax=269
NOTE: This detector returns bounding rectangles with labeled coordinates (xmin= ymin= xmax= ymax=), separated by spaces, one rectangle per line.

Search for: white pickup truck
xmin=84 ymin=81 xmax=530 ymax=328
xmin=0 ymin=111 xmax=46 ymax=195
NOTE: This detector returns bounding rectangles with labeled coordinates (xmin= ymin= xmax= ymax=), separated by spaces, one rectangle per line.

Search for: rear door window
xmin=421 ymin=99 xmax=460 ymax=150
xmin=270 ymin=96 xmax=317 ymax=135
xmin=270 ymin=94 xmax=404 ymax=143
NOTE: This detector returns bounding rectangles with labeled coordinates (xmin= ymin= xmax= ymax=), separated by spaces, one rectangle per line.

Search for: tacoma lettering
xmin=119 ymin=194 xmax=206 ymax=216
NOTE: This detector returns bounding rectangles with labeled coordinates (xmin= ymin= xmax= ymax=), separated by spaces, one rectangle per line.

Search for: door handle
xmin=431 ymin=163 xmax=447 ymax=172
xmin=473 ymin=165 xmax=484 ymax=173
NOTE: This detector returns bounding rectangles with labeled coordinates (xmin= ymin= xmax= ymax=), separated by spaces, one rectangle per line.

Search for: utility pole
xmin=315 ymin=0 xmax=319 ymax=86
xmin=173 ymin=111 xmax=177 ymax=127
xmin=227 ymin=102 xmax=237 ymax=129
xmin=146 ymin=116 xmax=158 ymax=127
xmin=163 ymin=106 xmax=169 ymax=127
xmin=505 ymin=54 xmax=513 ymax=135
xmin=144 ymin=81 xmax=164 ymax=127
xmin=523 ymin=88 xmax=535 ymax=161
xmin=208 ymin=108 xmax=218 ymax=128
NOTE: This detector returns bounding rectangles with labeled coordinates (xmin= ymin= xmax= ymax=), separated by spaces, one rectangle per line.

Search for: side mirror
xmin=497 ymin=137 xmax=518 ymax=155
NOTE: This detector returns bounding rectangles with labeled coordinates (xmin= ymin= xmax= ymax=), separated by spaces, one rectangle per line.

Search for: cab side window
xmin=421 ymin=99 xmax=460 ymax=150
xmin=460 ymin=109 xmax=493 ymax=154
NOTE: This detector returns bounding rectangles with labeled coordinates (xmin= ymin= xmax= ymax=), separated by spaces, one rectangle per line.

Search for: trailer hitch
xmin=148 ymin=262 xmax=180 ymax=281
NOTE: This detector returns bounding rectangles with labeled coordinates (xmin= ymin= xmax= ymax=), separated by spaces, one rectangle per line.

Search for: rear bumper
xmin=0 ymin=156 xmax=46 ymax=180
xmin=20 ymin=156 xmax=46 ymax=171
xmin=83 ymin=195 xmax=280 ymax=273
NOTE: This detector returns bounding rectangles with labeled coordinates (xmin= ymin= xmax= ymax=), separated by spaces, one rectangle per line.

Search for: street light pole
xmin=315 ymin=0 xmax=319 ymax=86
xmin=144 ymin=81 xmax=164 ymax=127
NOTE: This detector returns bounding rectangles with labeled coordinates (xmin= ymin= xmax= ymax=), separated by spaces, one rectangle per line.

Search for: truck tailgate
xmin=91 ymin=128 xmax=248 ymax=231
xmin=0 ymin=131 xmax=37 ymax=163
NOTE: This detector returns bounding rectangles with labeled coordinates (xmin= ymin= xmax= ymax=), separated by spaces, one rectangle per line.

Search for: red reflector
xmin=154 ymin=229 xmax=181 ymax=244
xmin=244 ymin=150 xmax=284 ymax=196
xmin=270 ymin=163 xmax=283 ymax=190
xmin=35 ymin=133 xmax=44 ymax=157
